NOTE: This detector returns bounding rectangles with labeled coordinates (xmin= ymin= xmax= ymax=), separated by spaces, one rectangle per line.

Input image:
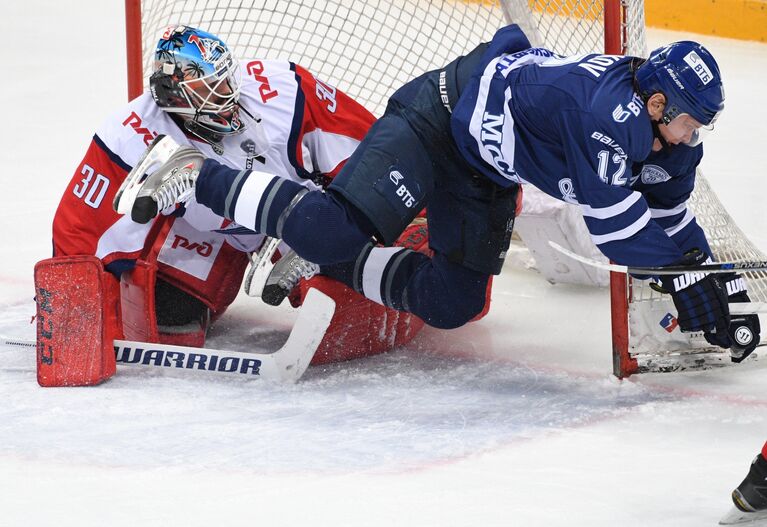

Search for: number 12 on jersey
xmin=596 ymin=150 xmax=628 ymax=186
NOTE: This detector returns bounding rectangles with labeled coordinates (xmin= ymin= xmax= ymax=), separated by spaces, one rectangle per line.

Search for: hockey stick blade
xmin=1 ymin=288 xmax=335 ymax=382
xmin=547 ymin=241 xmax=767 ymax=315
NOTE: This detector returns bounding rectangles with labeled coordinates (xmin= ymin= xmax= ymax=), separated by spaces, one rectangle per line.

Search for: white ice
xmin=0 ymin=2 xmax=765 ymax=526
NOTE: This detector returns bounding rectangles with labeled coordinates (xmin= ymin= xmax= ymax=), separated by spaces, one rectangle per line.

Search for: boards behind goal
xmin=124 ymin=0 xmax=765 ymax=377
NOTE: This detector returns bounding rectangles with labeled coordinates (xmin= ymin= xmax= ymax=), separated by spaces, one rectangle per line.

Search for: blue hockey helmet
xmin=635 ymin=41 xmax=724 ymax=144
xmin=150 ymin=25 xmax=244 ymax=144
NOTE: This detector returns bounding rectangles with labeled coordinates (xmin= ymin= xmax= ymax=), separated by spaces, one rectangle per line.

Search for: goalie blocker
xmin=34 ymin=256 xmax=121 ymax=386
xmin=34 ymin=254 xmax=183 ymax=386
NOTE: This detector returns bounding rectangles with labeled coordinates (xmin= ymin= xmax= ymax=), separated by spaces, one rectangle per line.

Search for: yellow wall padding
xmin=644 ymin=0 xmax=767 ymax=42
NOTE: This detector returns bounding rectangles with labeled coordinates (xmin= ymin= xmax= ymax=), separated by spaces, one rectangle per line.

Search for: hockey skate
xmin=720 ymin=453 xmax=767 ymax=525
xmin=113 ymin=134 xmax=204 ymax=224
xmin=260 ymin=249 xmax=319 ymax=307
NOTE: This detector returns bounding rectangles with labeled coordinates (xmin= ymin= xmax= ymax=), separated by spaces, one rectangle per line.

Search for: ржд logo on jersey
xmin=246 ymin=61 xmax=278 ymax=103
xmin=171 ymin=235 xmax=213 ymax=257
xmin=122 ymin=112 xmax=158 ymax=146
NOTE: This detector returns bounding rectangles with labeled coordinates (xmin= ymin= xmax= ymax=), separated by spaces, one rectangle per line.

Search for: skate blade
xmin=243 ymin=237 xmax=281 ymax=297
xmin=113 ymin=134 xmax=181 ymax=215
xmin=720 ymin=505 xmax=767 ymax=525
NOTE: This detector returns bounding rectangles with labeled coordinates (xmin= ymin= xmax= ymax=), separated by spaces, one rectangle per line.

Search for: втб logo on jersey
xmin=389 ymin=170 xmax=417 ymax=208
xmin=612 ymin=94 xmax=644 ymax=123
xmin=123 ymin=112 xmax=158 ymax=146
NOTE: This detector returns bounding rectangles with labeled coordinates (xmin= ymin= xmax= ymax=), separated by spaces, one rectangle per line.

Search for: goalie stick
xmin=2 ymin=288 xmax=335 ymax=383
xmin=548 ymin=241 xmax=767 ymax=315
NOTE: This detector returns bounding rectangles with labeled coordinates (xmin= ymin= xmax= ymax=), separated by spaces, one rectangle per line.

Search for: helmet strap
xmin=183 ymin=118 xmax=225 ymax=155
xmin=650 ymin=119 xmax=672 ymax=152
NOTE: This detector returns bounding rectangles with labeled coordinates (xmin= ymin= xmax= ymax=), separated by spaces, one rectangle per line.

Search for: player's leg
xmin=190 ymin=77 xmax=440 ymax=268
xmin=320 ymin=156 xmax=518 ymax=329
xmin=733 ymin=442 xmax=767 ymax=513
xmin=721 ymin=442 xmax=767 ymax=525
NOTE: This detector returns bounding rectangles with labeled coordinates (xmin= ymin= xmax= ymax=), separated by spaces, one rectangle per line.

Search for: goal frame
xmin=122 ymin=0 xmax=644 ymax=377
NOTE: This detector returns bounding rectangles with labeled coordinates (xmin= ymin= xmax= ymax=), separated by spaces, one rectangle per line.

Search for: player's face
xmin=658 ymin=114 xmax=708 ymax=147
xmin=184 ymin=77 xmax=237 ymax=117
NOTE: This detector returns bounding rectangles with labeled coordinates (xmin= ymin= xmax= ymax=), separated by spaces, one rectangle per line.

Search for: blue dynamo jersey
xmin=451 ymin=25 xmax=711 ymax=267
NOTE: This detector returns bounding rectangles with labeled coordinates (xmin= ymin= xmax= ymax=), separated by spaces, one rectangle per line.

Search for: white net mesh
xmin=135 ymin=0 xmax=646 ymax=117
xmin=521 ymin=0 xmax=646 ymax=56
xmin=138 ymin=0 xmax=507 ymax=117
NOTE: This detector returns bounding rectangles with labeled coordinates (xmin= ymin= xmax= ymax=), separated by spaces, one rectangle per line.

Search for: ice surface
xmin=0 ymin=2 xmax=765 ymax=526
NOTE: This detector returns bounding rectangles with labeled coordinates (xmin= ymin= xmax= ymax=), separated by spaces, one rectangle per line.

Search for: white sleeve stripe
xmin=580 ymin=191 xmax=643 ymax=219
xmin=469 ymin=58 xmax=506 ymax=174
xmin=664 ymin=209 xmax=695 ymax=237
xmin=650 ymin=202 xmax=687 ymax=218
xmin=232 ymin=172 xmax=279 ymax=230
xmin=591 ymin=209 xmax=652 ymax=245
xmin=362 ymin=247 xmax=405 ymax=306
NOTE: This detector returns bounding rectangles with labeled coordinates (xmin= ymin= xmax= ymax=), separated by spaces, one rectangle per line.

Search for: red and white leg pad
xmin=34 ymin=256 xmax=121 ymax=387
xmin=120 ymin=260 xmax=208 ymax=348
xmin=119 ymin=259 xmax=159 ymax=342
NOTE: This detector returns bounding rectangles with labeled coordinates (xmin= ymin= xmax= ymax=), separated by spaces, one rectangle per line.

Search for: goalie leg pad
xmin=119 ymin=259 xmax=159 ymax=343
xmin=34 ymin=256 xmax=121 ymax=387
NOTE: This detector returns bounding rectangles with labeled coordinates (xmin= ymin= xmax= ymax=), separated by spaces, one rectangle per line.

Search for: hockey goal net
xmin=124 ymin=0 xmax=764 ymax=377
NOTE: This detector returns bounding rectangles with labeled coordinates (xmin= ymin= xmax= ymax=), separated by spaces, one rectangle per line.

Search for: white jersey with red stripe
xmin=53 ymin=59 xmax=375 ymax=312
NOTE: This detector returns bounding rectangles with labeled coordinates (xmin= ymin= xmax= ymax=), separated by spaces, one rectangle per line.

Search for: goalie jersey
xmin=53 ymin=60 xmax=374 ymax=312
xmin=451 ymin=25 xmax=711 ymax=268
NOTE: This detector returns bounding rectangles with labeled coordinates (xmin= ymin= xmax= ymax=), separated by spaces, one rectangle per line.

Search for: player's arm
xmin=53 ymin=135 xmax=152 ymax=276
xmin=560 ymin=112 xmax=734 ymax=340
xmin=637 ymin=147 xmax=712 ymax=257
xmin=290 ymin=64 xmax=376 ymax=181
xmin=558 ymin=111 xmax=683 ymax=267
xmin=638 ymin=153 xmax=761 ymax=360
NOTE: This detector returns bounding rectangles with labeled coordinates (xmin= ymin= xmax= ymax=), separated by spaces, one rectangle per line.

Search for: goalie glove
xmin=653 ymin=250 xmax=731 ymax=342
xmin=710 ymin=274 xmax=761 ymax=363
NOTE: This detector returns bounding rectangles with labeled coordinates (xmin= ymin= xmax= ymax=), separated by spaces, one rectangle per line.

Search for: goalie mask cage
xmin=124 ymin=0 xmax=764 ymax=377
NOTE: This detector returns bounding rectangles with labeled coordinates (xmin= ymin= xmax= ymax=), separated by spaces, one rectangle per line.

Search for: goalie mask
xmin=635 ymin=41 xmax=724 ymax=147
xmin=150 ymin=25 xmax=244 ymax=147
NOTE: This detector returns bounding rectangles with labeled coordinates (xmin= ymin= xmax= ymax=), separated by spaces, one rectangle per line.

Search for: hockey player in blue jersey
xmin=117 ymin=24 xmax=759 ymax=362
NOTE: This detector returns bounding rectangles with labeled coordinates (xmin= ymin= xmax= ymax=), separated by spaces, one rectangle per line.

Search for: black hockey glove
xmin=707 ymin=274 xmax=761 ymax=363
xmin=654 ymin=250 xmax=730 ymax=342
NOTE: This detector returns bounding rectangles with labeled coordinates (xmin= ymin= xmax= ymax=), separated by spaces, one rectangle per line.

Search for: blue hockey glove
xmin=656 ymin=251 xmax=730 ymax=341
xmin=708 ymin=274 xmax=761 ymax=363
